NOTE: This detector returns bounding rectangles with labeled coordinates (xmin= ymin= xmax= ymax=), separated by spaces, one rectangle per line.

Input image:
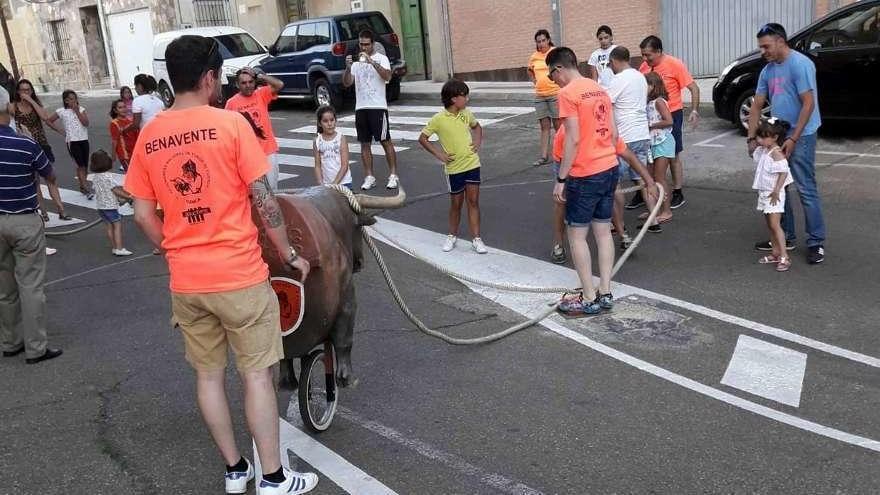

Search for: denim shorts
xmin=671 ymin=109 xmax=684 ymax=154
xmin=617 ymin=139 xmax=650 ymax=182
xmin=98 ymin=208 xmax=121 ymax=224
xmin=448 ymin=167 xmax=481 ymax=194
xmin=564 ymin=167 xmax=619 ymax=227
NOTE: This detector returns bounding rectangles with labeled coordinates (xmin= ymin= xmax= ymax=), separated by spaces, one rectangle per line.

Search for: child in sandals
xmin=752 ymin=117 xmax=794 ymax=271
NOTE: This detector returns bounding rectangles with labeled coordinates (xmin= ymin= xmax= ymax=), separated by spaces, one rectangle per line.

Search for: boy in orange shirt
xmin=125 ymin=35 xmax=317 ymax=495
xmin=547 ymin=47 xmax=657 ymax=317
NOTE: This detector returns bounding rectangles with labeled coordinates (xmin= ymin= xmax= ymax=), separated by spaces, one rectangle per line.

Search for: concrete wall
xmin=235 ymin=0 xmax=286 ymax=44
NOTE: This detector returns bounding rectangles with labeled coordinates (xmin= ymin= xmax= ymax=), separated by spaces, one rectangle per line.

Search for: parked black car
xmin=256 ymin=11 xmax=407 ymax=108
xmin=714 ymin=0 xmax=880 ymax=132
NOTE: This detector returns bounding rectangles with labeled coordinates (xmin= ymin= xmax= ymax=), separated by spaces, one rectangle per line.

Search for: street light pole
xmin=0 ymin=0 xmax=20 ymax=79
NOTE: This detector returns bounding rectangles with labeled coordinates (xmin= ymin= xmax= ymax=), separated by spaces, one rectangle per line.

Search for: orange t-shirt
xmin=639 ymin=55 xmax=694 ymax=112
xmin=554 ymin=126 xmax=626 ymax=165
xmin=109 ymin=117 xmax=139 ymax=161
xmin=528 ymin=49 xmax=560 ymax=97
xmin=224 ymin=86 xmax=279 ymax=155
xmin=556 ymin=77 xmax=618 ymax=178
xmin=125 ymin=106 xmax=270 ymax=293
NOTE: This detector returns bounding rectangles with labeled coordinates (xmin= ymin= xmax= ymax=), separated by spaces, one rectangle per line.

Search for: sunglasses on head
xmin=758 ymin=24 xmax=786 ymax=39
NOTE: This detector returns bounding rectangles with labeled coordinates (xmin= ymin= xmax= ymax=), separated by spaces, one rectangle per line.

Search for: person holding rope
xmin=124 ymin=35 xmax=317 ymax=495
xmin=548 ymin=47 xmax=657 ymax=317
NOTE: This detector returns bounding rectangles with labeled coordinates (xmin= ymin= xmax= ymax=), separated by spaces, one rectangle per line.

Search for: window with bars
xmin=193 ymin=0 xmax=232 ymax=27
xmin=46 ymin=19 xmax=72 ymax=61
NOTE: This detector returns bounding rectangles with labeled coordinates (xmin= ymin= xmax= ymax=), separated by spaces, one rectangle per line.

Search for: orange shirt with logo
xmin=556 ymin=77 xmax=618 ymax=178
xmin=553 ymin=126 xmax=627 ymax=165
xmin=638 ymin=55 xmax=694 ymax=112
xmin=125 ymin=106 xmax=270 ymax=293
xmin=224 ymin=85 xmax=279 ymax=155
xmin=528 ymin=49 xmax=560 ymax=97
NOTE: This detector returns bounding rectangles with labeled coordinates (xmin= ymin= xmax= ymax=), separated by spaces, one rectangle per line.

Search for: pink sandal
xmin=758 ymin=255 xmax=780 ymax=264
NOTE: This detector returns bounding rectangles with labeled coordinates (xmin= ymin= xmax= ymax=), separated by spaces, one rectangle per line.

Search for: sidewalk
xmin=401 ymin=77 xmax=716 ymax=106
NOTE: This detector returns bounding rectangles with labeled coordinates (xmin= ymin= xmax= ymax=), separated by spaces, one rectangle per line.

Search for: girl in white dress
xmin=312 ymin=106 xmax=352 ymax=189
xmin=753 ymin=117 xmax=795 ymax=272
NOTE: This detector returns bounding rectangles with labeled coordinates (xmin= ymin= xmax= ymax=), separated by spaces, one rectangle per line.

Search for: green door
xmin=398 ymin=0 xmax=426 ymax=79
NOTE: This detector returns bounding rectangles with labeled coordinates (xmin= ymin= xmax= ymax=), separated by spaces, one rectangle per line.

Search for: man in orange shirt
xmin=548 ymin=47 xmax=657 ymax=317
xmin=638 ymin=35 xmax=700 ymax=210
xmin=225 ymin=68 xmax=284 ymax=190
xmin=125 ymin=35 xmax=317 ymax=495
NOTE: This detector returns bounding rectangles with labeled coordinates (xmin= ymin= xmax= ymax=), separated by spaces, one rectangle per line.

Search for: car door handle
xmin=855 ymin=55 xmax=877 ymax=63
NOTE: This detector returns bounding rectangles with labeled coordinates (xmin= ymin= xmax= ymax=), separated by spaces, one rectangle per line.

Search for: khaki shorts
xmin=171 ymin=280 xmax=283 ymax=372
xmin=534 ymin=95 xmax=559 ymax=120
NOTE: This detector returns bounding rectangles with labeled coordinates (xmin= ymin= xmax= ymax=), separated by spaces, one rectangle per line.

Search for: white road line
xmin=388 ymin=105 xmax=535 ymax=115
xmin=721 ymin=335 xmax=807 ymax=407
xmin=277 ymin=137 xmax=409 ymax=155
xmin=40 ymin=184 xmax=134 ymax=216
xmin=337 ymin=115 xmax=503 ymax=127
xmin=290 ymin=125 xmax=434 ymax=142
xmin=335 ymin=407 xmax=544 ymax=495
xmin=252 ymin=419 xmax=399 ymax=494
xmin=817 ymin=150 xmax=880 ymax=159
xmin=367 ymin=218 xmax=880 ymax=453
xmin=270 ymin=116 xmax=286 ymax=120
xmin=693 ymin=129 xmax=739 ymax=147
xmin=46 ymin=253 xmax=155 ymax=287
xmin=43 ymin=211 xmax=85 ymax=228
xmin=276 ymin=154 xmax=353 ymax=168
xmin=278 ymin=172 xmax=298 ymax=181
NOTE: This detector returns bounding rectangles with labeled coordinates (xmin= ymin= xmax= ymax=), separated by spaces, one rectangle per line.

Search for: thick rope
xmin=45 ymin=218 xmax=103 ymax=237
xmin=323 ymin=182 xmax=663 ymax=345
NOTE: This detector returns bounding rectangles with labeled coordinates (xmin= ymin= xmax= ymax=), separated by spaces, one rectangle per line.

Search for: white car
xmin=152 ymin=26 xmax=268 ymax=106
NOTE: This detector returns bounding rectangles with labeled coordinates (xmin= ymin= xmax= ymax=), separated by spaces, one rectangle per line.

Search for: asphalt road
xmin=2 ymin=92 xmax=880 ymax=495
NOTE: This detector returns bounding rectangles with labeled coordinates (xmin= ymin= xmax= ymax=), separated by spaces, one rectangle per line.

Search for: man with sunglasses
xmin=225 ymin=67 xmax=285 ymax=190
xmin=748 ymin=23 xmax=825 ymax=264
xmin=343 ymin=29 xmax=400 ymax=191
xmin=125 ymin=35 xmax=317 ymax=495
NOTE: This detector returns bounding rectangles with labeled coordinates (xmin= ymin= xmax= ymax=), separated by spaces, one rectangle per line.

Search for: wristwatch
xmin=285 ymin=246 xmax=299 ymax=266
xmin=556 ymin=175 xmax=567 ymax=183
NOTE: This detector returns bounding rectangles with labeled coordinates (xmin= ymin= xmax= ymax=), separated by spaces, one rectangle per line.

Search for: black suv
xmin=256 ymin=11 xmax=407 ymax=108
xmin=714 ymin=0 xmax=880 ymax=131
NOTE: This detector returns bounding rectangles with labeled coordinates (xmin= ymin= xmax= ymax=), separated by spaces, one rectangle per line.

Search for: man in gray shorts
xmin=607 ymin=46 xmax=654 ymax=248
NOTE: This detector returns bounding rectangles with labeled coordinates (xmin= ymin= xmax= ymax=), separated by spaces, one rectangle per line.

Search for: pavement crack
xmin=95 ymin=371 xmax=160 ymax=494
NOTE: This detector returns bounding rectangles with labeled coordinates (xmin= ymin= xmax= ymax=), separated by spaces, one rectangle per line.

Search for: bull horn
xmin=355 ymin=184 xmax=407 ymax=210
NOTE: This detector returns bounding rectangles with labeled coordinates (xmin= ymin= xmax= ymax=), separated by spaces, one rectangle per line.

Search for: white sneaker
xmin=361 ymin=175 xmax=377 ymax=190
xmin=45 ymin=247 xmax=57 ymax=256
xmin=472 ymin=237 xmax=488 ymax=254
xmin=257 ymin=468 xmax=318 ymax=495
xmin=442 ymin=235 xmax=457 ymax=252
xmin=112 ymin=248 xmax=133 ymax=256
xmin=225 ymin=458 xmax=254 ymax=494
xmin=386 ymin=174 xmax=399 ymax=189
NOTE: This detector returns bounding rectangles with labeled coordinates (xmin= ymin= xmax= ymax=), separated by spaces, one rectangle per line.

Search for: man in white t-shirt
xmin=606 ymin=46 xmax=653 ymax=247
xmin=588 ymin=25 xmax=617 ymax=89
xmin=131 ymin=73 xmax=165 ymax=130
xmin=342 ymin=29 xmax=399 ymax=191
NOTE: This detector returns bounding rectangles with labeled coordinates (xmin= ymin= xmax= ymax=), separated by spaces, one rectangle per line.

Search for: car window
xmin=297 ymin=23 xmax=317 ymax=51
xmin=808 ymin=5 xmax=880 ymax=50
xmin=315 ymin=22 xmax=331 ymax=46
xmin=276 ymin=26 xmax=297 ymax=54
xmin=214 ymin=33 xmax=266 ymax=59
xmin=336 ymin=14 xmax=391 ymax=41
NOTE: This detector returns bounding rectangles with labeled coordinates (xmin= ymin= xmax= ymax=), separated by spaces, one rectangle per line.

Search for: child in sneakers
xmin=753 ymin=117 xmax=794 ymax=272
xmin=89 ymin=150 xmax=133 ymax=256
xmin=313 ymin=105 xmax=352 ymax=188
xmin=418 ymin=80 xmax=487 ymax=254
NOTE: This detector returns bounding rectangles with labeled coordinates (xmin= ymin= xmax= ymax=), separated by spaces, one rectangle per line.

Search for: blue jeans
xmin=782 ymin=133 xmax=825 ymax=247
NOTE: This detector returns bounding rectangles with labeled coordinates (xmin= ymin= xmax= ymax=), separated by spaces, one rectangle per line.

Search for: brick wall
xmin=814 ymin=0 xmax=858 ymax=18
xmin=559 ymin=0 xmax=658 ymax=62
xmin=447 ymin=0 xmax=554 ymax=75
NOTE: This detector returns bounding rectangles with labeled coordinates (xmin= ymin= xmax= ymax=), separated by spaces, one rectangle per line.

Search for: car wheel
xmin=734 ymin=89 xmax=770 ymax=134
xmin=158 ymin=81 xmax=174 ymax=107
xmin=312 ymin=77 xmax=340 ymax=109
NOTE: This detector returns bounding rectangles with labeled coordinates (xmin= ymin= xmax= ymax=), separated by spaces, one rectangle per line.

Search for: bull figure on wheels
xmin=253 ymin=185 xmax=404 ymax=429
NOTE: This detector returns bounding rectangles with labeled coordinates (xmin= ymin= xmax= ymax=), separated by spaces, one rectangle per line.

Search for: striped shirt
xmin=0 ymin=125 xmax=53 ymax=214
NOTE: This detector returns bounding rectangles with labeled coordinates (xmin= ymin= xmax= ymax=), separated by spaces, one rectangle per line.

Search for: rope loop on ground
xmin=323 ymin=181 xmax=664 ymax=345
